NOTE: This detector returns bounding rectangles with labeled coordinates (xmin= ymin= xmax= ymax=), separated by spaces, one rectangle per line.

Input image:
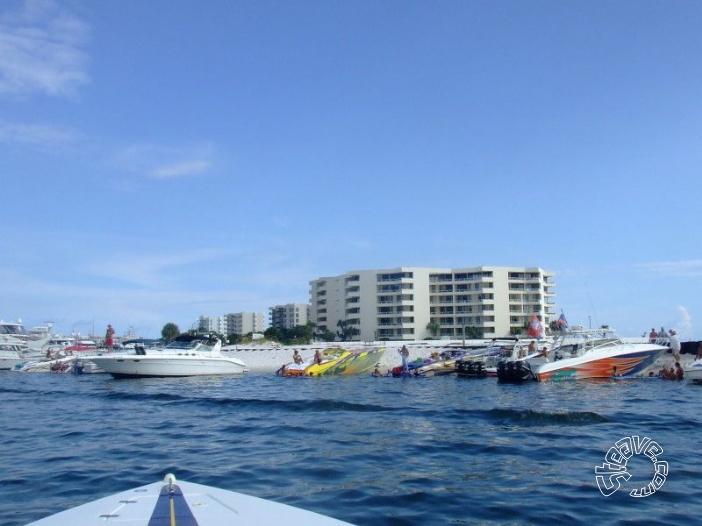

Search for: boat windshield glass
xmin=168 ymin=339 xmax=209 ymax=350
xmin=0 ymin=323 xmax=27 ymax=335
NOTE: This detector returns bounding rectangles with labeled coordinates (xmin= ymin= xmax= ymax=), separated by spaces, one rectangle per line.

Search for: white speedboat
xmin=25 ymin=473 xmax=354 ymax=525
xmin=532 ymin=328 xmax=667 ymax=381
xmin=13 ymin=356 xmax=75 ymax=373
xmin=88 ymin=335 xmax=246 ymax=378
xmin=684 ymin=359 xmax=702 ymax=384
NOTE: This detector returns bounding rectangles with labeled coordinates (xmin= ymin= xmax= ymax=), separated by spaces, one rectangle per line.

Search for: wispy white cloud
xmin=675 ymin=305 xmax=693 ymax=341
xmin=149 ymin=159 xmax=211 ymax=179
xmin=0 ymin=120 xmax=77 ymax=147
xmin=84 ymin=248 xmax=233 ymax=288
xmin=115 ymin=143 xmax=215 ymax=180
xmin=0 ymin=242 xmax=306 ymax=336
xmin=0 ymin=0 xmax=90 ymax=97
xmin=635 ymin=260 xmax=702 ymax=277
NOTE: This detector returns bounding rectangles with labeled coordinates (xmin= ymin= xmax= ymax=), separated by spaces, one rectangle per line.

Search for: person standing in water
xmin=400 ymin=345 xmax=410 ymax=372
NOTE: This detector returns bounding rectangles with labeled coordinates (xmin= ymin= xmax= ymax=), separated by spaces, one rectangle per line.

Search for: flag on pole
xmin=556 ymin=312 xmax=569 ymax=332
xmin=527 ymin=314 xmax=543 ymax=338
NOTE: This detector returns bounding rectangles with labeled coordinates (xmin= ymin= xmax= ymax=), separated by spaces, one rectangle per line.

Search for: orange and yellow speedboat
xmin=277 ymin=347 xmax=385 ymax=377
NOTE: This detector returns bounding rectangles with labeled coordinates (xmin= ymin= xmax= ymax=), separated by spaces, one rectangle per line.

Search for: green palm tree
xmin=161 ymin=322 xmax=180 ymax=343
xmin=426 ymin=321 xmax=440 ymax=339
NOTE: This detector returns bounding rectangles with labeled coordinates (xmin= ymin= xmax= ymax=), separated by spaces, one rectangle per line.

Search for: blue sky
xmin=1 ymin=0 xmax=701 ymax=340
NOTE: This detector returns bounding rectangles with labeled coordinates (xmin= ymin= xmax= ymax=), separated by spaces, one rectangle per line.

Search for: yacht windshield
xmin=0 ymin=323 xmax=27 ymax=336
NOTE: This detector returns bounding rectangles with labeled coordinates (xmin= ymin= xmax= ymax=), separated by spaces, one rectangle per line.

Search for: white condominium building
xmin=198 ymin=312 xmax=265 ymax=336
xmin=226 ymin=312 xmax=265 ymax=336
xmin=198 ymin=315 xmax=226 ymax=334
xmin=310 ymin=266 xmax=555 ymax=341
xmin=269 ymin=303 xmax=310 ymax=330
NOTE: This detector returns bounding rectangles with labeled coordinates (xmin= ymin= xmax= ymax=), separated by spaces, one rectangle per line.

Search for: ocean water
xmin=0 ymin=371 xmax=700 ymax=525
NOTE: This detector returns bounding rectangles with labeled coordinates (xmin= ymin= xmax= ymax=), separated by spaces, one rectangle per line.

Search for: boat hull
xmin=0 ymin=345 xmax=27 ymax=370
xmin=278 ymin=350 xmax=352 ymax=377
xmin=25 ymin=474 xmax=354 ymax=525
xmin=89 ymin=356 xmax=246 ymax=378
xmin=279 ymin=348 xmax=385 ymax=377
xmin=302 ymin=349 xmax=352 ymax=376
xmin=0 ymin=355 xmax=24 ymax=370
xmin=321 ymin=347 xmax=386 ymax=376
xmin=684 ymin=359 xmax=702 ymax=383
xmin=536 ymin=345 xmax=664 ymax=381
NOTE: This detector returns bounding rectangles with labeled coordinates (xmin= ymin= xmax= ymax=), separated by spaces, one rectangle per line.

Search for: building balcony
xmin=429 ymin=275 xmax=453 ymax=283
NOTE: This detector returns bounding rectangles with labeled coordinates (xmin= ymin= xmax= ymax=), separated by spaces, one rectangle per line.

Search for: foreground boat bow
xmin=26 ymin=473 xmax=355 ymax=525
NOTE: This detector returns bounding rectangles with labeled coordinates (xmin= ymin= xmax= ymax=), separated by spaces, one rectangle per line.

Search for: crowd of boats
xmin=0 ymin=321 xmax=246 ymax=377
xmin=2 ymin=318 xmax=701 ymax=384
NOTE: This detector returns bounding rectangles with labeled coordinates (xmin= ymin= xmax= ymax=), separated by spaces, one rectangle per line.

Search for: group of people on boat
xmin=648 ymin=327 xmax=682 ymax=360
xmin=281 ymin=349 xmax=328 ymax=374
xmin=291 ymin=349 xmax=323 ymax=365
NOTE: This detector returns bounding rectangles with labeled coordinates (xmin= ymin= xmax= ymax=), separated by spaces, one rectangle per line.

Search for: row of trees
xmin=161 ymin=320 xmax=488 ymax=346
xmin=425 ymin=321 xmax=484 ymax=339
xmin=160 ymin=321 xmax=350 ymax=346
xmin=263 ymin=320 xmax=361 ymax=345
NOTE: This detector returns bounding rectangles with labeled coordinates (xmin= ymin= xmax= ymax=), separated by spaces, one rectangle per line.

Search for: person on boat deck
xmin=528 ymin=341 xmax=537 ymax=354
xmin=105 ymin=324 xmax=115 ymax=352
xmin=400 ymin=345 xmax=410 ymax=372
xmin=668 ymin=330 xmax=681 ymax=362
xmin=675 ymin=362 xmax=684 ymax=380
xmin=314 ymin=349 xmax=323 ymax=365
xmin=649 ymin=328 xmax=658 ymax=342
xmin=292 ymin=350 xmax=303 ymax=364
xmin=517 ymin=345 xmax=525 ymax=358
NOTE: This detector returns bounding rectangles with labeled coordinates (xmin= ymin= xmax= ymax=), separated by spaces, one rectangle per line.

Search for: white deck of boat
xmin=26 ymin=475 xmax=355 ymax=526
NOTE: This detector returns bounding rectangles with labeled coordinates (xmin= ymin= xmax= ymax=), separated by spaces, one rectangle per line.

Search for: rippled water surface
xmin=1 ymin=372 xmax=700 ymax=525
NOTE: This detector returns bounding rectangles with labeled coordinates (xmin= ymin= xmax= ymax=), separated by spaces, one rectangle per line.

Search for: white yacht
xmin=88 ymin=335 xmax=247 ymax=378
xmin=0 ymin=319 xmax=31 ymax=345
